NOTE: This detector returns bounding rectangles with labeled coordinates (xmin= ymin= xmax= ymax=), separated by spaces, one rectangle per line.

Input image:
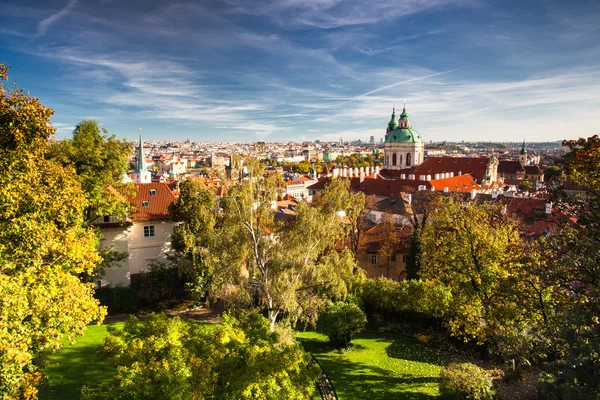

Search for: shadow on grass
xmin=298 ymin=332 xmax=443 ymax=399
xmin=39 ymin=344 xmax=114 ymax=400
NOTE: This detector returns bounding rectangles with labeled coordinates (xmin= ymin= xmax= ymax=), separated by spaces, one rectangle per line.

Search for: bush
xmin=130 ymin=261 xmax=187 ymax=308
xmin=439 ymin=363 xmax=494 ymax=400
xmin=94 ymin=285 xmax=138 ymax=314
xmin=317 ymin=302 xmax=367 ymax=348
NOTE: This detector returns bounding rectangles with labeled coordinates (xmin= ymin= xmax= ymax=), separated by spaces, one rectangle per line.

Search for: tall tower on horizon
xmin=519 ymin=140 xmax=527 ymax=167
xmin=134 ymin=128 xmax=152 ymax=184
xmin=382 ymin=103 xmax=425 ymax=171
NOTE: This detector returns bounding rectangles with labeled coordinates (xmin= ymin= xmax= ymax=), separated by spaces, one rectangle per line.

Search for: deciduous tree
xmin=0 ymin=64 xmax=105 ymax=399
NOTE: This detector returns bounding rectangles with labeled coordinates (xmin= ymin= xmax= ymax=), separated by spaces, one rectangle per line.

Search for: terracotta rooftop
xmin=129 ymin=182 xmax=177 ymax=221
xmin=382 ymin=157 xmax=490 ymax=183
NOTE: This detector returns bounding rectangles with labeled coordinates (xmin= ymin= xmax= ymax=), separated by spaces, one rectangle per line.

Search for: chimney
xmin=359 ymin=166 xmax=365 ymax=175
xmin=402 ymin=192 xmax=412 ymax=205
xmin=400 ymin=174 xmax=406 ymax=179
xmin=501 ymin=205 xmax=507 ymax=214
xmin=470 ymin=189 xmax=477 ymax=200
xmin=458 ymin=171 xmax=462 ymax=176
xmin=375 ymin=166 xmax=380 ymax=176
xmin=333 ymin=168 xmax=339 ymax=178
xmin=491 ymin=191 xmax=498 ymax=199
xmin=450 ymin=172 xmax=454 ymax=177
xmin=419 ymin=175 xmax=426 ymax=181
xmin=418 ymin=185 xmax=426 ymax=191
xmin=435 ymin=173 xmax=440 ymax=180
xmin=409 ymin=174 xmax=415 ymax=180
xmin=343 ymin=167 xmax=348 ymax=177
xmin=354 ymin=167 xmax=359 ymax=177
xmin=444 ymin=187 xmax=449 ymax=193
xmin=545 ymin=202 xmax=552 ymax=215
xmin=360 ymin=171 xmax=365 ymax=183
xmin=426 ymin=175 xmax=431 ymax=181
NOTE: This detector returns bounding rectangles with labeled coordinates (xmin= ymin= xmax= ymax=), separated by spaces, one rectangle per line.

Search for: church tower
xmin=134 ymin=128 xmax=152 ymax=184
xmin=383 ymin=103 xmax=425 ymax=171
xmin=519 ymin=140 xmax=527 ymax=167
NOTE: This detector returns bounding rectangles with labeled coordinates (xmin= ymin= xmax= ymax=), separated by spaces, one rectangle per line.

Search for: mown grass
xmin=297 ymin=331 xmax=446 ymax=400
xmin=39 ymin=322 xmax=446 ymax=400
xmin=38 ymin=323 xmax=122 ymax=400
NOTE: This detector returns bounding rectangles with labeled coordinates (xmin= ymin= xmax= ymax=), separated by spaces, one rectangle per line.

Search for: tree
xmin=543 ymin=165 xmax=560 ymax=182
xmin=169 ymin=178 xmax=218 ymax=299
xmin=0 ymin=64 xmax=105 ymax=399
xmin=317 ymin=302 xmax=367 ymax=348
xmin=312 ymin=178 xmax=368 ymax=257
xmin=219 ymin=158 xmax=356 ymax=331
xmin=420 ymin=196 xmax=530 ymax=343
xmin=85 ymin=313 xmax=319 ymax=400
xmin=538 ymin=135 xmax=600 ymax=397
xmin=48 ymin=119 xmax=132 ymax=224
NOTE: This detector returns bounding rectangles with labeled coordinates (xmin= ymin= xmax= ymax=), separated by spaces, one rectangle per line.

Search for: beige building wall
xmin=358 ymin=251 xmax=408 ymax=281
xmin=127 ymin=220 xmax=173 ymax=276
xmin=99 ymin=227 xmax=130 ymax=287
xmin=98 ymin=220 xmax=174 ymax=286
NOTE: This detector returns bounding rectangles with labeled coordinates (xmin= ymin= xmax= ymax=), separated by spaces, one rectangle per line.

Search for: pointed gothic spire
xmin=137 ymin=128 xmax=146 ymax=172
xmin=520 ymin=139 xmax=527 ymax=155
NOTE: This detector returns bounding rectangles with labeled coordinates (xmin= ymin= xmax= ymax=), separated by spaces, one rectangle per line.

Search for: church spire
xmin=520 ymin=139 xmax=527 ymax=155
xmin=387 ymin=104 xmax=398 ymax=131
xmin=137 ymin=128 xmax=146 ymax=172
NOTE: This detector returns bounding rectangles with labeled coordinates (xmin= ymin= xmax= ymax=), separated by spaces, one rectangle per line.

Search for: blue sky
xmin=1 ymin=0 xmax=599 ymax=142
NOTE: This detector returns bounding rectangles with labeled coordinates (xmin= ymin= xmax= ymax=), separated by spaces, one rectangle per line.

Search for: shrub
xmin=94 ymin=285 xmax=138 ymax=314
xmin=130 ymin=261 xmax=187 ymax=308
xmin=439 ymin=363 xmax=494 ymax=400
xmin=317 ymin=302 xmax=367 ymax=348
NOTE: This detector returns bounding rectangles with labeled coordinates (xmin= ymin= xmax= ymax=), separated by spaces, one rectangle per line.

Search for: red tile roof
xmin=429 ymin=174 xmax=481 ymax=193
xmin=382 ymin=157 xmax=490 ymax=183
xmin=129 ymin=183 xmax=177 ymax=221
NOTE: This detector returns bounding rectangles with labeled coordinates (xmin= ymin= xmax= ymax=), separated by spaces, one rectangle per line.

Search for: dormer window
xmin=143 ymin=201 xmax=150 ymax=207
xmin=150 ymin=189 xmax=157 ymax=196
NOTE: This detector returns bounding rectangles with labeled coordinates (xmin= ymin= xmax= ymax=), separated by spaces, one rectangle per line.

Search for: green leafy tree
xmin=538 ymin=135 xmax=600 ymax=397
xmin=420 ymin=197 xmax=531 ymax=343
xmin=219 ymin=158 xmax=356 ymax=330
xmin=0 ymin=64 xmax=105 ymax=399
xmin=543 ymin=165 xmax=560 ymax=182
xmin=317 ymin=302 xmax=367 ymax=348
xmin=48 ymin=119 xmax=132 ymax=224
xmin=169 ymin=179 xmax=218 ymax=299
xmin=85 ymin=313 xmax=319 ymax=400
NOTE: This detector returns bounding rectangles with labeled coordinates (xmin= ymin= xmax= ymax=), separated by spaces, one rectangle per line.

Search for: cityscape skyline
xmin=1 ymin=0 xmax=599 ymax=142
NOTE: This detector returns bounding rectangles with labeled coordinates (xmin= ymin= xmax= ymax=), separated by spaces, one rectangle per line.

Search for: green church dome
xmin=385 ymin=128 xmax=423 ymax=143
xmin=384 ymin=103 xmax=423 ymax=143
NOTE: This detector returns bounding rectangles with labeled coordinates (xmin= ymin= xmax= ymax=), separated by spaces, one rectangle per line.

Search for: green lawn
xmin=39 ymin=323 xmax=446 ymax=400
xmin=297 ymin=331 xmax=445 ymax=400
xmin=39 ymin=323 xmax=122 ymax=400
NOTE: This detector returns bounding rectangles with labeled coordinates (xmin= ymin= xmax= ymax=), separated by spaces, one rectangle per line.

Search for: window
xmin=371 ymin=255 xmax=377 ymax=264
xmin=144 ymin=225 xmax=155 ymax=237
xmin=406 ymin=153 xmax=411 ymax=166
xmin=150 ymin=189 xmax=157 ymax=196
xmin=390 ymin=254 xmax=396 ymax=262
xmin=402 ymin=254 xmax=408 ymax=263
xmin=103 ymin=215 xmax=110 ymax=223
xmin=392 ymin=153 xmax=397 ymax=166
xmin=142 ymin=201 xmax=149 ymax=207
xmin=95 ymin=280 xmax=102 ymax=289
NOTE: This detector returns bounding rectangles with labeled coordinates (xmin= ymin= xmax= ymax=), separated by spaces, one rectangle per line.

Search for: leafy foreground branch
xmin=82 ymin=313 xmax=320 ymax=400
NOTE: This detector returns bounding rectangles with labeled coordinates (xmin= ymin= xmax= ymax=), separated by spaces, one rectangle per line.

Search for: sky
xmin=1 ymin=0 xmax=599 ymax=143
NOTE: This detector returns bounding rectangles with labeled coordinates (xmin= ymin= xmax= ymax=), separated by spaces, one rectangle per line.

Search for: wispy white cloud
xmin=37 ymin=0 xmax=77 ymax=37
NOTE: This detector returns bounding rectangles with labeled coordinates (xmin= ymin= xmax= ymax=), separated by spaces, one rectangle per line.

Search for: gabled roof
xmin=498 ymin=160 xmax=524 ymax=174
xmin=129 ymin=183 xmax=177 ymax=221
